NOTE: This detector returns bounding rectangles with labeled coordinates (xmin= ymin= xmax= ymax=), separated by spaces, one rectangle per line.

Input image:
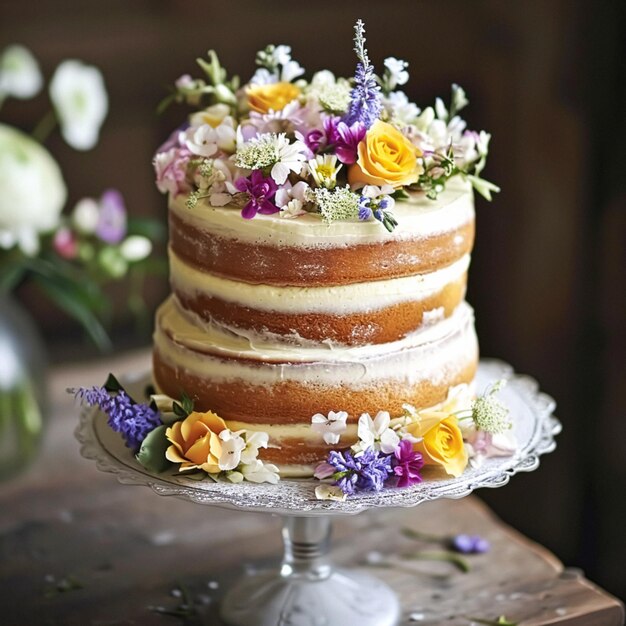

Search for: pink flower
xmin=53 ymin=227 xmax=78 ymax=259
xmin=154 ymin=147 xmax=190 ymax=197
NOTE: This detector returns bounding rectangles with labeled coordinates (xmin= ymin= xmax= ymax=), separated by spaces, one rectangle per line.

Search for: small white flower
xmin=270 ymin=134 xmax=307 ymax=184
xmin=240 ymin=459 xmax=280 ymax=484
xmin=218 ymin=430 xmax=247 ymax=471
xmin=72 ymin=197 xmax=100 ymax=234
xmin=180 ymin=121 xmax=236 ymax=158
xmin=355 ymin=411 xmax=400 ymax=454
xmin=451 ymin=84 xmax=469 ymax=113
xmin=273 ymin=45 xmax=293 ymax=66
xmin=315 ymin=485 xmax=347 ymax=502
xmin=311 ymin=411 xmax=348 ymax=445
xmin=0 ymin=44 xmax=42 ymax=99
xmin=434 ymin=97 xmax=448 ymax=121
xmin=384 ymin=91 xmax=420 ymax=126
xmin=240 ymin=430 xmax=269 ymax=465
xmin=49 ymin=60 xmax=108 ymax=151
xmin=250 ymin=67 xmax=277 ymax=85
xmin=383 ymin=57 xmax=409 ymax=89
xmin=280 ymin=59 xmax=305 ymax=83
xmin=307 ymin=154 xmax=342 ymax=189
xmin=119 ymin=235 xmax=152 ymax=262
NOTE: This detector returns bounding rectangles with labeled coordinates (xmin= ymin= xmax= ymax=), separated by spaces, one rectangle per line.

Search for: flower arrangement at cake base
xmin=71 ymin=377 xmax=516 ymax=499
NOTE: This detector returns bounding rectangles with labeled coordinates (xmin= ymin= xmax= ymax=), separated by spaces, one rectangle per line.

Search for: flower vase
xmin=0 ymin=294 xmax=47 ymax=480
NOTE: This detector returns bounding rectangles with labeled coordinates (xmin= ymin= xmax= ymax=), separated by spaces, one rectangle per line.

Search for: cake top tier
xmin=154 ymin=20 xmax=498 ymax=236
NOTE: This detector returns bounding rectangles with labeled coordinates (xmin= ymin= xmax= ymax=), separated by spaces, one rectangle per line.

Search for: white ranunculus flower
xmin=0 ymin=124 xmax=66 ymax=255
xmin=0 ymin=44 xmax=42 ymax=99
xmin=49 ymin=60 xmax=108 ymax=151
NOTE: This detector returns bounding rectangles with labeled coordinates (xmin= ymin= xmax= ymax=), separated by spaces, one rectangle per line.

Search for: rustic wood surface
xmin=0 ymin=350 xmax=623 ymax=626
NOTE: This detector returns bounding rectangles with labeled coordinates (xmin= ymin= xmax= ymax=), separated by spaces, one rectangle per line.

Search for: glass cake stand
xmin=75 ymin=359 xmax=560 ymax=626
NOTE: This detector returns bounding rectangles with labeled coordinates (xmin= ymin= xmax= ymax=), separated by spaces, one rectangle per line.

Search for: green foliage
xmin=135 ymin=425 xmax=172 ymax=473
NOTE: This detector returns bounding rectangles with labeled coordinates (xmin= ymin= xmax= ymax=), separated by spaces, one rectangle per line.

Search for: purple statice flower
xmin=74 ymin=386 xmax=161 ymax=452
xmin=234 ymin=170 xmax=279 ymax=219
xmin=451 ymin=534 xmax=491 ymax=554
xmin=343 ymin=20 xmax=382 ymax=129
xmin=327 ymin=448 xmax=393 ymax=495
xmin=96 ymin=189 xmax=127 ymax=244
xmin=392 ymin=440 xmax=424 ymax=488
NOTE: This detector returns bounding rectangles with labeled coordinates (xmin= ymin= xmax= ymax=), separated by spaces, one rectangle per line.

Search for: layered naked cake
xmin=76 ymin=21 xmax=507 ymax=496
xmin=153 ymin=181 xmax=479 ymax=475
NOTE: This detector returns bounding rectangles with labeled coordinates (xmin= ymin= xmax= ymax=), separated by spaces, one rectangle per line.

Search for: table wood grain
xmin=0 ymin=350 xmax=623 ymax=626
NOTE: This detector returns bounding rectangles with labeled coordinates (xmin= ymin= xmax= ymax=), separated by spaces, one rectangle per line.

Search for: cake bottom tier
xmin=153 ymin=297 xmax=478 ymax=475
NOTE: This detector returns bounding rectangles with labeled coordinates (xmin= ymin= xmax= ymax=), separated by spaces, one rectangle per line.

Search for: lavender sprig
xmin=73 ymin=386 xmax=160 ymax=452
xmin=343 ymin=20 xmax=382 ymax=129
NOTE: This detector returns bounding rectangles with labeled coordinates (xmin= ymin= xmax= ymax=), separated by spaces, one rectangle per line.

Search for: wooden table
xmin=0 ymin=350 xmax=623 ymax=626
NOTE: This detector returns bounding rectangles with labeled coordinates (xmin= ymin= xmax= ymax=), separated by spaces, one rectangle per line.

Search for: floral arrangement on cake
xmin=71 ymin=378 xmax=516 ymax=498
xmin=153 ymin=20 xmax=498 ymax=232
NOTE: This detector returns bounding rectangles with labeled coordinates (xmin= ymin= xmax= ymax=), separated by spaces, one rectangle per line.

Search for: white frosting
xmin=171 ymin=179 xmax=474 ymax=247
xmin=170 ymin=249 xmax=470 ymax=314
xmin=154 ymin=298 xmax=478 ymax=386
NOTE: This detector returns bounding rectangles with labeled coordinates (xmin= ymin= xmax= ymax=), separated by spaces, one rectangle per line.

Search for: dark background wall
xmin=2 ymin=0 xmax=624 ymax=600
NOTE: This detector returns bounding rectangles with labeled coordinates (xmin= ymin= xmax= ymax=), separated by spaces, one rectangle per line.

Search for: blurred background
xmin=1 ymin=0 xmax=624 ymax=601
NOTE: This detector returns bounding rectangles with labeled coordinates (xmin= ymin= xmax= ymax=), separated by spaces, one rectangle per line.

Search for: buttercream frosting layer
xmin=169 ymin=180 xmax=474 ymax=286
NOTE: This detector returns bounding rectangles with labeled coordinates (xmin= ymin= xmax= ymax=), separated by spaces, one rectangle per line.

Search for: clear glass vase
xmin=0 ymin=293 xmax=47 ymax=480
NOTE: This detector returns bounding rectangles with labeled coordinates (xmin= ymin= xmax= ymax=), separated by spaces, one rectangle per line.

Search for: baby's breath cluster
xmin=311 ymin=186 xmax=360 ymax=224
xmin=471 ymin=380 xmax=511 ymax=434
xmin=234 ymin=134 xmax=279 ymax=170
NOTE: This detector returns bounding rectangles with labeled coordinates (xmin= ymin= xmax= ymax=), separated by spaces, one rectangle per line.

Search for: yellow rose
xmin=348 ymin=120 xmax=422 ymax=188
xmin=165 ymin=411 xmax=227 ymax=473
xmin=405 ymin=411 xmax=468 ymax=477
xmin=247 ymin=82 xmax=301 ymax=114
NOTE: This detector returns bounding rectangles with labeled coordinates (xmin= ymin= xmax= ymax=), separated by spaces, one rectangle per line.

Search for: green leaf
xmin=126 ymin=217 xmax=166 ymax=241
xmin=135 ymin=425 xmax=172 ymax=473
xmin=172 ymin=402 xmax=187 ymax=418
xmin=0 ymin=260 xmax=27 ymax=293
xmin=391 ymin=188 xmax=410 ymax=200
xmin=180 ymin=392 xmax=194 ymax=415
xmin=32 ymin=274 xmax=111 ymax=351
xmin=156 ymin=92 xmax=176 ymax=115
xmin=103 ymin=373 xmax=123 ymax=393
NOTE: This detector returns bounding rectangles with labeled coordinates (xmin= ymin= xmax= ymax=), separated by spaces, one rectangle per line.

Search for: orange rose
xmin=348 ymin=120 xmax=421 ymax=188
xmin=405 ymin=411 xmax=468 ymax=477
xmin=247 ymin=82 xmax=301 ymax=114
xmin=165 ymin=411 xmax=227 ymax=473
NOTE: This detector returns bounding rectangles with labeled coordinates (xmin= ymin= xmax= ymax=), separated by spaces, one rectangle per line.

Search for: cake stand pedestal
xmin=75 ymin=360 xmax=560 ymax=626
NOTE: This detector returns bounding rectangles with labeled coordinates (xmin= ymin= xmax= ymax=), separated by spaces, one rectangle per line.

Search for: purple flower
xmin=451 ymin=534 xmax=490 ymax=554
xmin=304 ymin=128 xmax=326 ymax=154
xmin=334 ymin=120 xmax=366 ymax=164
xmin=234 ymin=170 xmax=279 ymax=219
xmin=327 ymin=448 xmax=393 ymax=495
xmin=358 ymin=195 xmax=373 ymax=221
xmin=75 ymin=386 xmax=161 ymax=452
xmin=96 ymin=189 xmax=126 ymax=244
xmin=392 ymin=440 xmax=424 ymax=488
xmin=323 ymin=116 xmax=366 ymax=164
xmin=344 ymin=61 xmax=381 ymax=129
